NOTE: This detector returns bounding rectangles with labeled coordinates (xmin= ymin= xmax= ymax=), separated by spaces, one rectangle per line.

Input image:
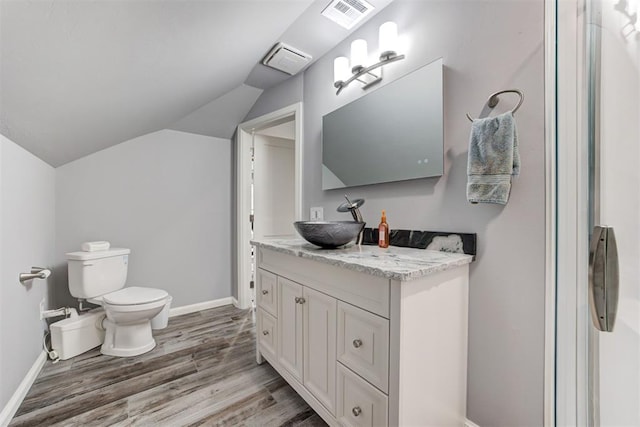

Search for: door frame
xmin=552 ymin=0 xmax=595 ymax=425
xmin=543 ymin=0 xmax=559 ymax=424
xmin=235 ymin=102 xmax=303 ymax=309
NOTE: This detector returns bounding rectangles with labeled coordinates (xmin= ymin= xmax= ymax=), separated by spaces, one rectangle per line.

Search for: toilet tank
xmin=66 ymin=248 xmax=131 ymax=299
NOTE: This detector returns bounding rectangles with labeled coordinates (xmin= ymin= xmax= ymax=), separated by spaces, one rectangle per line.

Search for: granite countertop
xmin=251 ymin=239 xmax=473 ymax=281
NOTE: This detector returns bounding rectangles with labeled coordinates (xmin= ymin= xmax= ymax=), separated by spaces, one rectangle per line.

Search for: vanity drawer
xmin=337 ymin=301 xmax=389 ymax=393
xmin=337 ymin=364 xmax=388 ymax=427
xmin=257 ymin=269 xmax=277 ymax=317
xmin=257 ymin=308 xmax=277 ymax=361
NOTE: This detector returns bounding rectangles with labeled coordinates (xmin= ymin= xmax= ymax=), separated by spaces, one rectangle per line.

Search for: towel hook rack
xmin=466 ymin=89 xmax=525 ymax=122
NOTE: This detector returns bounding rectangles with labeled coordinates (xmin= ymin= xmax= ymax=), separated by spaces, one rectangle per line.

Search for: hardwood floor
xmin=10 ymin=305 xmax=327 ymax=427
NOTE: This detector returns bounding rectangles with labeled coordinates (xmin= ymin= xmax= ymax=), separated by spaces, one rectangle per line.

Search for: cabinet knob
xmin=352 ymin=406 xmax=362 ymax=417
xmin=295 ymin=296 xmax=306 ymax=304
xmin=262 ymin=330 xmax=269 ymax=336
xmin=294 ymin=297 xmax=300 ymax=303
xmin=262 ymin=290 xmax=269 ymax=295
xmin=352 ymin=339 xmax=363 ymax=348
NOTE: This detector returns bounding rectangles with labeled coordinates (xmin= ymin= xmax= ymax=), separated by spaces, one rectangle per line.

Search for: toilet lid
xmin=103 ymin=287 xmax=168 ymax=306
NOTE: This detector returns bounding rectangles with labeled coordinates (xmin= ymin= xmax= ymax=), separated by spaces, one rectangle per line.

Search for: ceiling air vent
xmin=262 ymin=43 xmax=312 ymax=75
xmin=321 ymin=0 xmax=374 ymax=30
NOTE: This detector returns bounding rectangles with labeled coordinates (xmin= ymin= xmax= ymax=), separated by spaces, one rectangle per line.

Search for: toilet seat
xmin=103 ymin=286 xmax=168 ymax=306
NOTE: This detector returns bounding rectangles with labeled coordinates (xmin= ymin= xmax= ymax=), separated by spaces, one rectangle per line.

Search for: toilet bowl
xmin=90 ymin=286 xmax=169 ymax=357
xmin=66 ymin=247 xmax=171 ymax=358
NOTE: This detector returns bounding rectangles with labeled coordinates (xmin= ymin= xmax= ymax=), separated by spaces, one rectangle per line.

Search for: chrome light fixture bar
xmin=333 ymin=21 xmax=405 ymax=95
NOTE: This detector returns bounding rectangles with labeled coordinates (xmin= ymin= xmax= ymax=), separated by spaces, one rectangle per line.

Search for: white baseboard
xmin=465 ymin=418 xmax=481 ymax=427
xmin=0 ymin=350 xmax=47 ymax=427
xmin=168 ymin=297 xmax=234 ymax=317
xmin=231 ymin=297 xmax=239 ymax=308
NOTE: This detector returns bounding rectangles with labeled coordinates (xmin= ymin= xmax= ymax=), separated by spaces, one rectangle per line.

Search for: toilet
xmin=66 ymin=247 xmax=171 ymax=357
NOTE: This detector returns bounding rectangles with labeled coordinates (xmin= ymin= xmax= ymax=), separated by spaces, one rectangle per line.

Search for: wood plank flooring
xmin=10 ymin=304 xmax=327 ymax=427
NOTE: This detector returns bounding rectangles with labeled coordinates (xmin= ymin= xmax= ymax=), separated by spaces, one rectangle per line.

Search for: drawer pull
xmin=262 ymin=330 xmax=269 ymax=335
xmin=352 ymin=339 xmax=363 ymax=348
xmin=262 ymin=290 xmax=269 ymax=295
xmin=352 ymin=406 xmax=362 ymax=417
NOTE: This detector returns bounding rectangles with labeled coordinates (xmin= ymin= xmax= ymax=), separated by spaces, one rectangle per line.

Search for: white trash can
xmin=151 ymin=296 xmax=172 ymax=330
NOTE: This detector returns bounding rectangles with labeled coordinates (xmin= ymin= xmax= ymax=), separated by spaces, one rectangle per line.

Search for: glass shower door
xmin=585 ymin=0 xmax=639 ymax=425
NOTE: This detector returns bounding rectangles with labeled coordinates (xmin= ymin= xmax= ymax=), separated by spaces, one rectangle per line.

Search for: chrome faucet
xmin=337 ymin=195 xmax=365 ymax=245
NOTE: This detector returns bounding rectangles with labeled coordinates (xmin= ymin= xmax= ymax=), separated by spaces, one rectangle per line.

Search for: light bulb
xmin=333 ymin=57 xmax=350 ymax=84
xmin=379 ymin=21 xmax=398 ymax=59
xmin=350 ymin=39 xmax=368 ymax=72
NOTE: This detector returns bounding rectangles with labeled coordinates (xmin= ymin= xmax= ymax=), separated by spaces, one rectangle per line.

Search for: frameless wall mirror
xmin=322 ymin=58 xmax=443 ymax=190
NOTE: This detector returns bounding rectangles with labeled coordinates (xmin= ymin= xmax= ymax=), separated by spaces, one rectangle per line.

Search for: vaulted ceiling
xmin=0 ymin=0 xmax=392 ymax=166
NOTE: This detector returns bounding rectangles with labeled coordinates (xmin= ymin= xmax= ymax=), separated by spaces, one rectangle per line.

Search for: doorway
xmin=554 ymin=0 xmax=639 ymax=425
xmin=235 ymin=103 xmax=303 ymax=309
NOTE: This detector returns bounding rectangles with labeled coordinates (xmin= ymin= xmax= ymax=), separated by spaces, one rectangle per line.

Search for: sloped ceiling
xmin=168 ymin=84 xmax=263 ymax=139
xmin=0 ymin=0 xmax=393 ymax=166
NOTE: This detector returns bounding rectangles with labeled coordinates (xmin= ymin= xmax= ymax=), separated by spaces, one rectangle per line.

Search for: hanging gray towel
xmin=467 ymin=111 xmax=520 ymax=205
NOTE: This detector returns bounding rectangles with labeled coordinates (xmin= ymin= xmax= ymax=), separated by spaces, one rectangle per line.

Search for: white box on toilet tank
xmin=51 ymin=309 xmax=106 ymax=360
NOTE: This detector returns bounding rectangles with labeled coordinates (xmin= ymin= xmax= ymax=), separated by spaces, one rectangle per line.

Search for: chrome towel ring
xmin=466 ymin=89 xmax=525 ymax=122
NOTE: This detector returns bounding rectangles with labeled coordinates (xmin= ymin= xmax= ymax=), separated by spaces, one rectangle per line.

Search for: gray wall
xmin=244 ymin=73 xmax=304 ymax=122
xmin=55 ymin=129 xmax=232 ymax=308
xmin=246 ymin=1 xmax=545 ymax=425
xmin=0 ymin=135 xmax=55 ymax=411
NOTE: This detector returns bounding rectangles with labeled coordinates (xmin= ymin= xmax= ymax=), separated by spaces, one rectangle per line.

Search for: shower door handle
xmin=589 ymin=225 xmax=620 ymax=332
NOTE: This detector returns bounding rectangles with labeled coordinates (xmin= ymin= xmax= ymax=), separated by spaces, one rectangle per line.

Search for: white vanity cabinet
xmin=254 ymin=241 xmax=472 ymax=427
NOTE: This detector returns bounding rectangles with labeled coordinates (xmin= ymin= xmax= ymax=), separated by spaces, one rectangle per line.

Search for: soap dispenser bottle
xmin=378 ymin=210 xmax=389 ymax=248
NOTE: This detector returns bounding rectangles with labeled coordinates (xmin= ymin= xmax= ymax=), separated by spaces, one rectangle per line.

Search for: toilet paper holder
xmin=19 ymin=267 xmax=51 ymax=284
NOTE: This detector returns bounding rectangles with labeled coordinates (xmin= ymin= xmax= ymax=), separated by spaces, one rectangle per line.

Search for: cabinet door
xmin=278 ymin=277 xmax=303 ymax=382
xmin=303 ymin=287 xmax=337 ymax=415
xmin=257 ymin=269 xmax=277 ymax=317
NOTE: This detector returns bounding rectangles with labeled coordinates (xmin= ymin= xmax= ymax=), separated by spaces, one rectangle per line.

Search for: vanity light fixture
xmin=333 ymin=21 xmax=405 ymax=95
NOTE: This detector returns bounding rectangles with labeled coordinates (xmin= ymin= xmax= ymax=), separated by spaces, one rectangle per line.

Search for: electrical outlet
xmin=39 ymin=298 xmax=45 ymax=320
xmin=310 ymin=207 xmax=324 ymax=221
